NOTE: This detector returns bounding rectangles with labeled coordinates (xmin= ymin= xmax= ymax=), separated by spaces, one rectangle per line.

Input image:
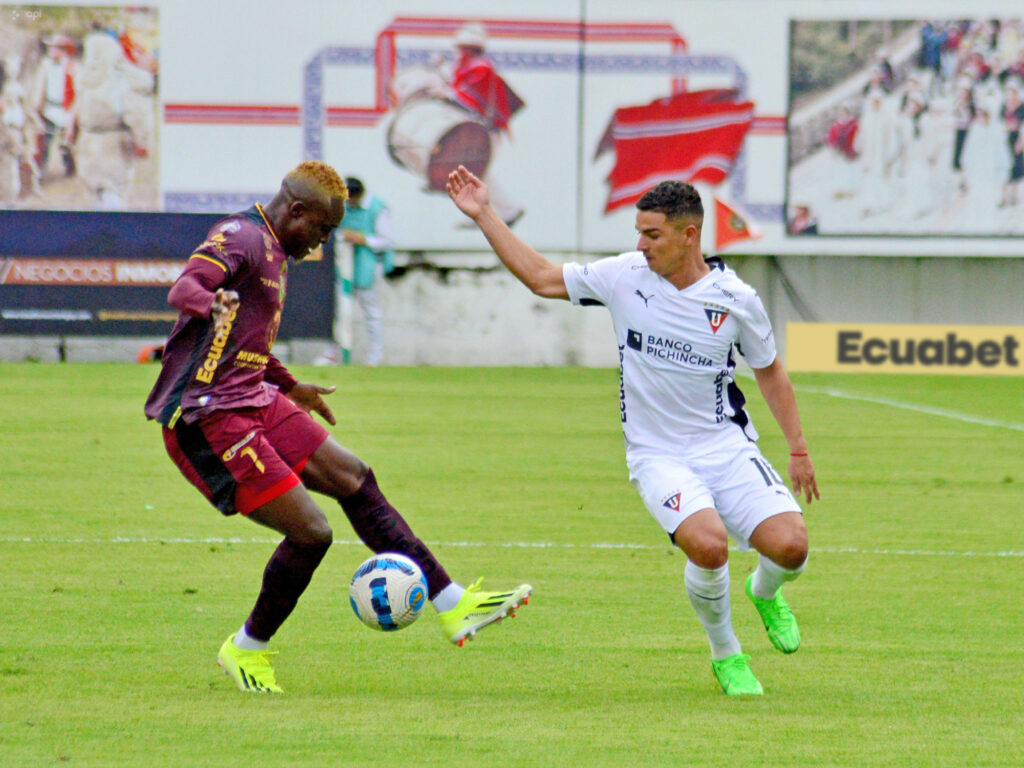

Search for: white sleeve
xmin=563 ymin=252 xmax=635 ymax=307
xmin=735 ymin=290 xmax=777 ymax=368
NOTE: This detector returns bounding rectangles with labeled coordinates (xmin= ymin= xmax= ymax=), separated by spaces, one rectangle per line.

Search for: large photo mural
xmin=1 ymin=0 xmax=1021 ymax=256
xmin=786 ymin=17 xmax=1024 ymax=238
xmin=0 ymin=4 xmax=158 ymax=210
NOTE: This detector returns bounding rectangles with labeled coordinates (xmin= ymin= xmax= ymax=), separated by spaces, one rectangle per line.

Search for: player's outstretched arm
xmin=752 ymin=359 xmax=819 ymax=504
xmin=446 ymin=165 xmax=568 ymax=300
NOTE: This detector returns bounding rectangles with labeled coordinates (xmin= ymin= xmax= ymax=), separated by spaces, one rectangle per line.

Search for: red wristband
xmin=790 ymin=452 xmax=808 ymax=457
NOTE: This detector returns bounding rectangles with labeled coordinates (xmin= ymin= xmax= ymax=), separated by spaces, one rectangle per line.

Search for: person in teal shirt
xmin=318 ymin=177 xmax=396 ymax=365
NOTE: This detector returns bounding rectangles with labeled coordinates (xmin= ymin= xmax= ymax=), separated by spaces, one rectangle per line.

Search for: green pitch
xmin=1 ymin=363 xmax=1021 ymax=767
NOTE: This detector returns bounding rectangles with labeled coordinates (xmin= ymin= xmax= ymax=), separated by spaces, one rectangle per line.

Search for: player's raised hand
xmin=446 ymin=164 xmax=490 ymax=220
xmin=211 ymin=288 xmax=240 ymax=333
xmin=287 ymin=382 xmax=337 ymax=426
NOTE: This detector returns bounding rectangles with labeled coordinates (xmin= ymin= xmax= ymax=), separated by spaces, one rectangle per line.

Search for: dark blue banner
xmin=0 ymin=211 xmax=334 ymax=339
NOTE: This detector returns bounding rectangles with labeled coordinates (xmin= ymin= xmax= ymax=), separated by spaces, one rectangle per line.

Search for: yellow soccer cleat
xmin=438 ymin=579 xmax=532 ymax=647
xmin=217 ymin=634 xmax=283 ymax=693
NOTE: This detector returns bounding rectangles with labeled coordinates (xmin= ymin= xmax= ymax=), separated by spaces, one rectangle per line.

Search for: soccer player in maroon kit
xmin=145 ymin=161 xmax=530 ymax=693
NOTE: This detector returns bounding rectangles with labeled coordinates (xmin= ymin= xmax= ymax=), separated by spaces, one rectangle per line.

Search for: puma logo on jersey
xmin=635 ymin=290 xmax=654 ymax=307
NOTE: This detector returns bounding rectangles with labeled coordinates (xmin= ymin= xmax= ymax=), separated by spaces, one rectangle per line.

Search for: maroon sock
xmin=244 ymin=537 xmax=330 ymax=642
xmin=339 ymin=468 xmax=452 ymax=598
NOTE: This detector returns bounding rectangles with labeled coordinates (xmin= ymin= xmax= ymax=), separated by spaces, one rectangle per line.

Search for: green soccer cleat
xmin=711 ymin=653 xmax=764 ymax=696
xmin=217 ymin=634 xmax=283 ymax=693
xmin=745 ymin=573 xmax=801 ymax=654
xmin=438 ymin=579 xmax=532 ymax=647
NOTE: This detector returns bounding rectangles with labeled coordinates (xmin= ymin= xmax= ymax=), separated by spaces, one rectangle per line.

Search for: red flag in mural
xmin=595 ymin=89 xmax=754 ymax=213
xmin=714 ymin=196 xmax=762 ymax=251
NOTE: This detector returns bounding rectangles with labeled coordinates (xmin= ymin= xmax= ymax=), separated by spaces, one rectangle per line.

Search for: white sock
xmin=431 ymin=582 xmax=464 ymax=613
xmin=751 ymin=554 xmax=806 ymax=600
xmin=233 ymin=625 xmax=268 ymax=651
xmin=684 ymin=561 xmax=741 ymax=660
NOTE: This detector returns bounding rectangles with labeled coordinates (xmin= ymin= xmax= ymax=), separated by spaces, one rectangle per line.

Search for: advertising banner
xmin=0 ymin=0 xmax=1022 ymax=259
xmin=787 ymin=322 xmax=1023 ymax=375
xmin=0 ymin=211 xmax=333 ymax=337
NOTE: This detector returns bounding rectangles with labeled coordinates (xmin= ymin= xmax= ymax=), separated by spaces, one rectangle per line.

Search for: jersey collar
xmin=255 ymin=203 xmax=281 ymax=244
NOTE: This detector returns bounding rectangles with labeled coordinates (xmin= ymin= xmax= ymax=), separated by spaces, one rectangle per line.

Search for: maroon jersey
xmin=145 ymin=205 xmax=297 ymax=427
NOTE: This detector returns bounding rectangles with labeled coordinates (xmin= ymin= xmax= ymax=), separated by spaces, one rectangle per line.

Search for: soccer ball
xmin=349 ymin=552 xmax=428 ymax=631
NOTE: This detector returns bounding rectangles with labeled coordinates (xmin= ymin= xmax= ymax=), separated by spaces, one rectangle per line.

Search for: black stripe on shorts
xmin=175 ymin=420 xmax=238 ymax=516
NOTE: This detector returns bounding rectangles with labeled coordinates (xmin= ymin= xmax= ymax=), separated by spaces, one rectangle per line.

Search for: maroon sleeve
xmin=167 ymin=256 xmax=228 ymax=317
xmin=264 ymin=354 xmax=297 ymax=394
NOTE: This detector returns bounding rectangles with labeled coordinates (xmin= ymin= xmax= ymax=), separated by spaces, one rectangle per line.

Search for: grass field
xmin=1 ymin=363 xmax=1022 ymax=767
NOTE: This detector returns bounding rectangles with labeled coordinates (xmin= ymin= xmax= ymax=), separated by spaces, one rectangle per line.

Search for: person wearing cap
xmin=34 ymin=33 xmax=78 ymax=179
xmin=451 ymin=22 xmax=523 ymax=134
xmin=447 ymin=22 xmax=525 ymax=226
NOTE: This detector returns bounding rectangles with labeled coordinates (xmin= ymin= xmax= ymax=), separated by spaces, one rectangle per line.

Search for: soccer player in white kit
xmin=446 ymin=165 xmax=820 ymax=695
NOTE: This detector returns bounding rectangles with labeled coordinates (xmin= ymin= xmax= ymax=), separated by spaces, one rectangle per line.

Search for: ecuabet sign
xmin=787 ymin=323 xmax=1023 ymax=376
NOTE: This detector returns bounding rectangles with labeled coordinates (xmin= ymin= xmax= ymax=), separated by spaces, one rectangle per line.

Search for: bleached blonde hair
xmin=285 ymin=160 xmax=348 ymax=204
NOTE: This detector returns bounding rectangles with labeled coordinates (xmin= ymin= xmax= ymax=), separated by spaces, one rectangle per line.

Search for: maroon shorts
xmin=162 ymin=390 xmax=330 ymax=516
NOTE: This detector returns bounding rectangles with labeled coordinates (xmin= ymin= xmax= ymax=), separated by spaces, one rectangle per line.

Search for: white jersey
xmin=563 ymin=252 xmax=777 ymax=460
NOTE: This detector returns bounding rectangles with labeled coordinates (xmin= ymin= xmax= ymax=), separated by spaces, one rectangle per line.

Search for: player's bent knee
xmin=329 ymin=461 xmax=369 ymax=498
xmin=284 ymin=523 xmax=332 ymax=551
xmin=759 ymin=532 xmax=806 ymax=569
xmin=777 ymin=544 xmax=808 ymax=571
xmin=771 ymin=532 xmax=808 ymax=570
xmin=249 ymin=486 xmax=333 ymax=548
xmin=673 ymin=529 xmax=729 ymax=568
xmin=304 ymin=440 xmax=369 ymax=497
xmin=673 ymin=509 xmax=729 ymax=567
xmin=303 ymin=517 xmax=334 ymax=549
xmin=751 ymin=512 xmax=807 ymax=568
xmin=290 ymin=502 xmax=333 ymax=548
xmin=689 ymin=542 xmax=729 ymax=569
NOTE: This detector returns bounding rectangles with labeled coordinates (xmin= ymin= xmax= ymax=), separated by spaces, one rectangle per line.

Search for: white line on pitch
xmin=795 ymin=385 xmax=1024 ymax=432
xmin=1 ymin=536 xmax=1022 ymax=557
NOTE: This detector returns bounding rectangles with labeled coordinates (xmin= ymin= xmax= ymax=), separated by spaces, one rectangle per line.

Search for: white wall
xmin=3 ymin=251 xmax=1020 ymax=365
xmin=338 ymin=251 xmax=1024 ymax=367
xmin=347 ymin=253 xmax=617 ymax=367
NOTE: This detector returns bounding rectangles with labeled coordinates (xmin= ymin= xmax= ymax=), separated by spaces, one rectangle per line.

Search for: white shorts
xmin=628 ymin=426 xmax=801 ymax=550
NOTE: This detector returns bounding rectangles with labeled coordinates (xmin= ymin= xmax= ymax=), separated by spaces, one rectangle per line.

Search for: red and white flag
xmin=714 ymin=196 xmax=762 ymax=251
xmin=595 ymin=89 xmax=754 ymax=213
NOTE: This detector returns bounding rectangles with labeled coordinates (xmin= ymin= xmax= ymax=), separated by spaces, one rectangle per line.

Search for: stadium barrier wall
xmin=2 ymin=250 xmax=1021 ymax=371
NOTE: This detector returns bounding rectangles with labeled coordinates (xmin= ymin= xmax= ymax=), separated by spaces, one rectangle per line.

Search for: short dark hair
xmin=344 ymin=177 xmax=365 ymax=197
xmin=636 ymin=181 xmax=703 ymax=223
